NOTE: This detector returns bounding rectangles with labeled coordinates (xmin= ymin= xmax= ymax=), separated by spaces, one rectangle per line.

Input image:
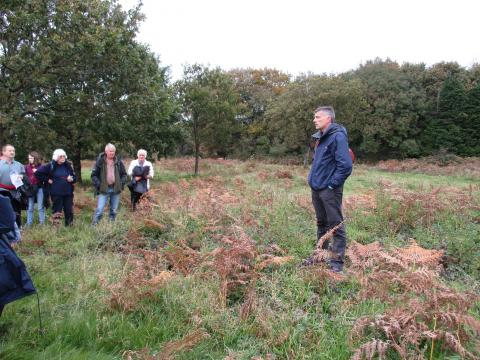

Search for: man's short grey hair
xmin=105 ymin=143 xmax=116 ymax=151
xmin=314 ymin=106 xmax=335 ymax=122
xmin=137 ymin=149 xmax=147 ymax=157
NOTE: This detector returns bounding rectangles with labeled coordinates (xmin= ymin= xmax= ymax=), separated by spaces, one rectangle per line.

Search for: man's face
xmin=2 ymin=146 xmax=15 ymax=160
xmin=105 ymin=148 xmax=116 ymax=160
xmin=313 ymin=111 xmax=331 ymax=131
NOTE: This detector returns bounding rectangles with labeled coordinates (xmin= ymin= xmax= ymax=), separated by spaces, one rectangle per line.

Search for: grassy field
xmin=1 ymin=158 xmax=479 ymax=359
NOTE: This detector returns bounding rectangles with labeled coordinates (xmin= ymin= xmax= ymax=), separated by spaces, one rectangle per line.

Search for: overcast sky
xmin=119 ymin=0 xmax=480 ymax=80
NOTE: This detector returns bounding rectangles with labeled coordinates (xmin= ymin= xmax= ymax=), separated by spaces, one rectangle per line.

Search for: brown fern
xmin=349 ymin=240 xmax=480 ymax=359
xmin=351 ymin=339 xmax=389 ymax=360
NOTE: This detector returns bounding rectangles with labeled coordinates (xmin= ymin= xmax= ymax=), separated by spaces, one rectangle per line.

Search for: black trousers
xmin=51 ymin=195 xmax=74 ymax=226
xmin=311 ymin=186 xmax=346 ymax=269
xmin=11 ymin=198 xmax=22 ymax=228
xmin=131 ymin=191 xmax=144 ymax=210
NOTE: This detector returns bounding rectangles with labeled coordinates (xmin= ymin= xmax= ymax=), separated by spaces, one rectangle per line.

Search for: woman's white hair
xmin=52 ymin=148 xmax=67 ymax=161
xmin=137 ymin=149 xmax=147 ymax=157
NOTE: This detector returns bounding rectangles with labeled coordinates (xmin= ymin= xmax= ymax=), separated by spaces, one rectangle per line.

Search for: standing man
xmin=0 ymin=145 xmax=26 ymax=227
xmin=305 ymin=106 xmax=353 ymax=272
xmin=91 ymin=143 xmax=127 ymax=224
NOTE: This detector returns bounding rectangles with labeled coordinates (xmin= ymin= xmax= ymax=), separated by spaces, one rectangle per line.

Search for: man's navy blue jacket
xmin=308 ymin=123 xmax=353 ymax=190
xmin=0 ymin=194 xmax=36 ymax=307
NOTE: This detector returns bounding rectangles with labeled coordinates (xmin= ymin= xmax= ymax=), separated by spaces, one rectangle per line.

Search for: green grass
xmin=1 ymin=159 xmax=479 ymax=359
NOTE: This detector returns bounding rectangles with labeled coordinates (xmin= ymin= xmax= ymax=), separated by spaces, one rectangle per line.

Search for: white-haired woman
xmin=35 ymin=149 xmax=76 ymax=225
xmin=127 ymin=149 xmax=154 ymax=210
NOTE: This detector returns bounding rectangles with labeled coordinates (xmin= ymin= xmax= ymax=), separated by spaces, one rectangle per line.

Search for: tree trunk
xmin=193 ymin=116 xmax=200 ymax=176
xmin=71 ymin=145 xmax=83 ymax=183
xmin=303 ymin=146 xmax=310 ymax=168
xmin=194 ymin=143 xmax=200 ymax=176
xmin=0 ymin=124 xmax=5 ymax=145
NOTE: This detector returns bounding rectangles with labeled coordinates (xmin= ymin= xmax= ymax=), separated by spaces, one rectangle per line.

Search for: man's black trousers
xmin=311 ymin=186 xmax=346 ymax=270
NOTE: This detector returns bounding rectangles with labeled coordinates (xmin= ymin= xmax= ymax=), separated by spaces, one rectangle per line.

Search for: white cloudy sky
xmin=119 ymin=0 xmax=480 ymax=80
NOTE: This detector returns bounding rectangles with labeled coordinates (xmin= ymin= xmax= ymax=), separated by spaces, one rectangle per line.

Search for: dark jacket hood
xmin=312 ymin=123 xmax=347 ymax=140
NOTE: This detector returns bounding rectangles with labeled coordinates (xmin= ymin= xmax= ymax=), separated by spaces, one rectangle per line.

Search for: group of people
xmin=0 ymin=105 xmax=352 ymax=273
xmin=91 ymin=143 xmax=154 ymax=225
xmin=0 ymin=143 xmax=154 ymax=234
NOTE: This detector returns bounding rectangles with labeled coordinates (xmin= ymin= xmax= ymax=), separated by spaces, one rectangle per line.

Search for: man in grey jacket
xmin=0 ymin=145 xmax=26 ymax=227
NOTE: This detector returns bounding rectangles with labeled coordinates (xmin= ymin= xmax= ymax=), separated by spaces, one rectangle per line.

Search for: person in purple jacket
xmin=35 ymin=149 xmax=76 ymax=226
xmin=304 ymin=106 xmax=353 ymax=272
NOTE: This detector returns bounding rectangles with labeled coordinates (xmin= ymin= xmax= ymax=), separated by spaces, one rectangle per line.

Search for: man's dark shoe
xmin=301 ymin=254 xmax=329 ymax=267
xmin=301 ymin=256 xmax=316 ymax=267
xmin=329 ymin=266 xmax=343 ymax=274
xmin=327 ymin=258 xmax=343 ymax=273
xmin=328 ymin=263 xmax=343 ymax=273
xmin=301 ymin=255 xmax=326 ymax=267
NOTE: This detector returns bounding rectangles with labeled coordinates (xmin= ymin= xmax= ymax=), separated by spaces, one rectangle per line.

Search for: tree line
xmin=2 ymin=0 xmax=479 ymax=178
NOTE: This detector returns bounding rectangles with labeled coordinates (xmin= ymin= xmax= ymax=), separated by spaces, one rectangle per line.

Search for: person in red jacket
xmin=25 ymin=151 xmax=45 ymax=226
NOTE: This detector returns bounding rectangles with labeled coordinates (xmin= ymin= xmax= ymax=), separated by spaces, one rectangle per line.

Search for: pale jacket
xmin=127 ymin=159 xmax=154 ymax=190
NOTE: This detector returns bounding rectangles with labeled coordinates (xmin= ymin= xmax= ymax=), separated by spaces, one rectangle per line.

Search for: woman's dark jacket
xmin=35 ymin=161 xmax=76 ymax=196
xmin=128 ymin=165 xmax=150 ymax=194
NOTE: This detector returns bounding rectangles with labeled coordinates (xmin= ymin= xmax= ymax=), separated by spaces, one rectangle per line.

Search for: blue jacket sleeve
xmin=34 ymin=164 xmax=51 ymax=183
xmin=328 ymin=133 xmax=353 ymax=188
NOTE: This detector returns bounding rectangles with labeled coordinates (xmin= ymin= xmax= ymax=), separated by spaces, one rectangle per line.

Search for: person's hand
xmin=135 ymin=176 xmax=142 ymax=181
xmin=17 ymin=174 xmax=23 ymax=180
xmin=48 ymin=179 xmax=53 ymax=184
xmin=67 ymin=175 xmax=73 ymax=182
xmin=33 ymin=168 xmax=37 ymax=173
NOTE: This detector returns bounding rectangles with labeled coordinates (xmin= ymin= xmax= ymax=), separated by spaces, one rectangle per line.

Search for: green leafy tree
xmin=422 ymin=62 xmax=467 ymax=113
xmin=422 ymin=77 xmax=473 ymax=155
xmin=464 ymin=83 xmax=480 ymax=155
xmin=419 ymin=62 xmax=479 ymax=156
xmin=1 ymin=0 xmax=177 ymax=180
xmin=229 ymin=68 xmax=290 ymax=156
xmin=176 ymin=64 xmax=240 ymax=175
xmin=353 ymin=59 xmax=427 ymax=158
xmin=266 ymin=74 xmax=367 ymax=164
